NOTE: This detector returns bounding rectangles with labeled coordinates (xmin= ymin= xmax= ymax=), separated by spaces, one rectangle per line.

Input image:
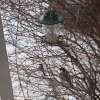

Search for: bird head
xmin=39 ymin=64 xmax=42 ymax=66
xmin=60 ymin=67 xmax=65 ymax=72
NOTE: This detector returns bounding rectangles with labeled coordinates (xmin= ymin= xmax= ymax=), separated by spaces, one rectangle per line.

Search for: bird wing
xmin=39 ymin=64 xmax=45 ymax=75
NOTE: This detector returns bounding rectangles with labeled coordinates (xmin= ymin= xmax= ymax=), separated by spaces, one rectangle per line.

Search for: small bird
xmin=39 ymin=64 xmax=45 ymax=75
xmin=59 ymin=67 xmax=73 ymax=87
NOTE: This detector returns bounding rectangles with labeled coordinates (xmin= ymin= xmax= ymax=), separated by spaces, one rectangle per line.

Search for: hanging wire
xmin=75 ymin=0 xmax=80 ymax=25
xmin=14 ymin=0 xmax=26 ymax=99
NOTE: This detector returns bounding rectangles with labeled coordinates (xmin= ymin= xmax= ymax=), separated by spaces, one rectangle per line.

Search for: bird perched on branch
xmin=59 ymin=67 xmax=73 ymax=87
xmin=39 ymin=64 xmax=45 ymax=75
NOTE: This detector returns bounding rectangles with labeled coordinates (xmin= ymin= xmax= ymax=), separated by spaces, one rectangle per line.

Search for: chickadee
xmin=59 ymin=67 xmax=73 ymax=87
xmin=39 ymin=64 xmax=45 ymax=75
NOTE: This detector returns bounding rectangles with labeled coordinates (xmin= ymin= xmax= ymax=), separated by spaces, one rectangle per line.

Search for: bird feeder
xmin=38 ymin=10 xmax=64 ymax=45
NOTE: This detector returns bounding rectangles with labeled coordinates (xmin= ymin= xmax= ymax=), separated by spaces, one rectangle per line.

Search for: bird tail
xmin=69 ymin=81 xmax=74 ymax=87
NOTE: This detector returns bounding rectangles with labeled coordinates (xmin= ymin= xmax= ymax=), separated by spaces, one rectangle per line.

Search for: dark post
xmin=0 ymin=14 xmax=14 ymax=100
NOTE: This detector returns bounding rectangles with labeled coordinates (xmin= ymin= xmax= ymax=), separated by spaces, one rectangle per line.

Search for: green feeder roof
xmin=38 ymin=10 xmax=64 ymax=25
